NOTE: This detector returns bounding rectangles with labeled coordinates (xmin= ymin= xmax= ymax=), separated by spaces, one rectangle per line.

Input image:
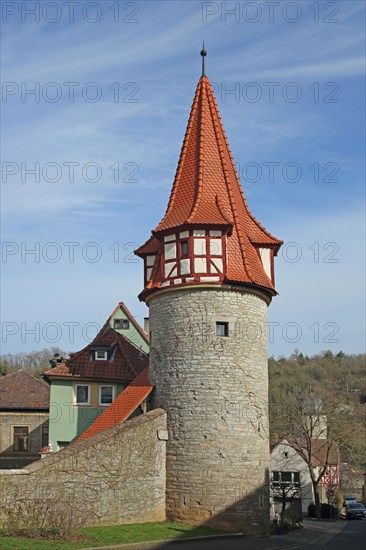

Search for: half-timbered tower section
xmin=135 ymin=50 xmax=283 ymax=535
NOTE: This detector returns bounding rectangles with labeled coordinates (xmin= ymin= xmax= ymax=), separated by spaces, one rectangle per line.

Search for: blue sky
xmin=1 ymin=0 xmax=365 ymax=357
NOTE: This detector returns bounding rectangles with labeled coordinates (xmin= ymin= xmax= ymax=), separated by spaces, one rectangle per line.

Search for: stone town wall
xmin=0 ymin=409 xmax=167 ymax=529
xmin=148 ymin=286 xmax=271 ymax=536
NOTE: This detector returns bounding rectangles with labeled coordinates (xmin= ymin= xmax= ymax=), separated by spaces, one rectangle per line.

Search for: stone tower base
xmin=148 ymin=285 xmax=271 ymax=536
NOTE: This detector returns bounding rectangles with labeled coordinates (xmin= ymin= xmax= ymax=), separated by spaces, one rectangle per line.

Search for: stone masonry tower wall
xmin=148 ymin=285 xmax=270 ymax=536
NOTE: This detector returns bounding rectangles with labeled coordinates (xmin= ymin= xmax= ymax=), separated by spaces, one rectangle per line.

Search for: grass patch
xmin=0 ymin=521 xmax=229 ymax=549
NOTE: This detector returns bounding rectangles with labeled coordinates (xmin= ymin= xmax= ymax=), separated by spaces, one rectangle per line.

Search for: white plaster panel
xmin=199 ymin=276 xmax=220 ymax=282
xmin=209 ymin=230 xmax=222 ymax=237
xmin=185 ymin=277 xmax=194 ymax=282
xmin=194 ymin=238 xmax=206 ymax=256
xmin=193 ymin=229 xmax=206 ymax=237
xmin=173 ymin=278 xmax=182 ymax=285
xmin=179 ymin=231 xmax=189 ymax=239
xmin=211 ymin=258 xmax=223 ymax=273
xmin=180 ymin=259 xmax=190 ymax=275
xmin=146 ymin=267 xmax=153 ymax=280
xmin=146 ymin=255 xmax=156 ymax=267
xmin=164 ymin=234 xmax=176 ymax=243
xmin=164 ymin=242 xmax=177 ymax=260
xmin=259 ymin=248 xmax=271 ymax=280
xmin=210 ymin=239 xmax=222 ymax=256
xmin=160 ymin=281 xmax=170 ymax=287
xmin=164 ymin=261 xmax=176 ymax=278
xmin=194 ymin=257 xmax=207 ymax=273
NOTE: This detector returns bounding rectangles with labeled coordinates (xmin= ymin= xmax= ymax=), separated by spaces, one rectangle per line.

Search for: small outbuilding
xmin=0 ymin=370 xmax=50 ymax=469
xmin=270 ymin=438 xmax=314 ymax=519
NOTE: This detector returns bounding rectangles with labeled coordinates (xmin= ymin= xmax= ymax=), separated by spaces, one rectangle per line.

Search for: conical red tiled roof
xmin=136 ymin=75 xmax=282 ymax=295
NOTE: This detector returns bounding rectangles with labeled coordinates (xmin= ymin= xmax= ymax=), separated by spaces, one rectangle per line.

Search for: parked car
xmin=340 ymin=502 xmax=366 ymax=519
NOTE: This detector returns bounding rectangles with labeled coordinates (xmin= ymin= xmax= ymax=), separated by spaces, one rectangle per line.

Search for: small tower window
xmin=95 ymin=350 xmax=108 ymax=360
xmin=216 ymin=322 xmax=229 ymax=337
xmin=180 ymin=240 xmax=188 ymax=257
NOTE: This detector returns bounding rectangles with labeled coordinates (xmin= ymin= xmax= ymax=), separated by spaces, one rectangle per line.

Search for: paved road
xmin=322 ymin=520 xmax=366 ymax=549
xmin=146 ymin=519 xmax=366 ymax=550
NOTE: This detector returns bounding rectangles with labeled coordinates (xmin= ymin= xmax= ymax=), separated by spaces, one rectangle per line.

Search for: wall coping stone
xmin=0 ymin=469 xmax=30 ymax=475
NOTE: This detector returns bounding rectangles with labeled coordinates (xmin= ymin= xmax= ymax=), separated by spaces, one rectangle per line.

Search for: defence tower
xmin=135 ymin=48 xmax=283 ymax=535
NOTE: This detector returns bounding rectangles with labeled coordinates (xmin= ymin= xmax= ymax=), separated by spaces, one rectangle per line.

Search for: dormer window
xmin=90 ymin=344 xmax=114 ymax=361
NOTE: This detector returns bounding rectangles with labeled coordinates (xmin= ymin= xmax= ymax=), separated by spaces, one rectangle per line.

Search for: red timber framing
xmin=320 ymin=464 xmax=339 ymax=487
xmin=144 ymin=227 xmax=229 ymax=288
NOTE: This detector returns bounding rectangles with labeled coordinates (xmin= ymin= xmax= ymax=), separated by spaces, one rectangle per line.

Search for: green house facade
xmin=107 ymin=302 xmax=149 ymax=354
xmin=47 ymin=379 xmax=127 ymax=451
xmin=43 ymin=303 xmax=149 ymax=452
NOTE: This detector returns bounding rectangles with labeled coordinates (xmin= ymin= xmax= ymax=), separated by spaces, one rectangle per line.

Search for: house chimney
xmin=144 ymin=317 xmax=149 ymax=334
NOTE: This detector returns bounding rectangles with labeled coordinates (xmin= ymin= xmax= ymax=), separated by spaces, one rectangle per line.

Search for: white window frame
xmin=41 ymin=425 xmax=49 ymax=448
xmin=99 ymin=385 xmax=115 ymax=406
xmin=272 ymin=471 xmax=301 ymax=487
xmin=95 ymin=350 xmax=108 ymax=360
xmin=74 ymin=384 xmax=90 ymax=405
xmin=13 ymin=425 xmax=30 ymax=452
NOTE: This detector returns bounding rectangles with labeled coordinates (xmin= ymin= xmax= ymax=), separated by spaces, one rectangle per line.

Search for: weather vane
xmin=200 ymin=41 xmax=207 ymax=76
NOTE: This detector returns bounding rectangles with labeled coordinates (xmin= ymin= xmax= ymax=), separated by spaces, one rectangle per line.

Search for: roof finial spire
xmin=200 ymin=41 xmax=207 ymax=77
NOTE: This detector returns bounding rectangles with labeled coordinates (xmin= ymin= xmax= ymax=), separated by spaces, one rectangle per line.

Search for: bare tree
xmin=270 ymin=471 xmax=303 ymax=526
xmin=0 ymin=347 xmax=66 ymax=377
xmin=271 ymin=388 xmax=357 ymax=520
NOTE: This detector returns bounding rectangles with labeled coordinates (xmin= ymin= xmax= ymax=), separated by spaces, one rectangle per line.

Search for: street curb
xmin=82 ymin=532 xmax=246 ymax=550
xmin=80 ymin=520 xmax=348 ymax=550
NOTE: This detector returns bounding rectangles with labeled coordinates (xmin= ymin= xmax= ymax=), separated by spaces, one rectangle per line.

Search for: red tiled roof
xmin=311 ymin=439 xmax=340 ymax=466
xmin=135 ymin=235 xmax=160 ymax=257
xmin=0 ymin=370 xmax=50 ymax=410
xmin=44 ymin=326 xmax=148 ymax=382
xmin=76 ymin=367 xmax=153 ymax=442
xmin=135 ymin=75 xmax=282 ymax=294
